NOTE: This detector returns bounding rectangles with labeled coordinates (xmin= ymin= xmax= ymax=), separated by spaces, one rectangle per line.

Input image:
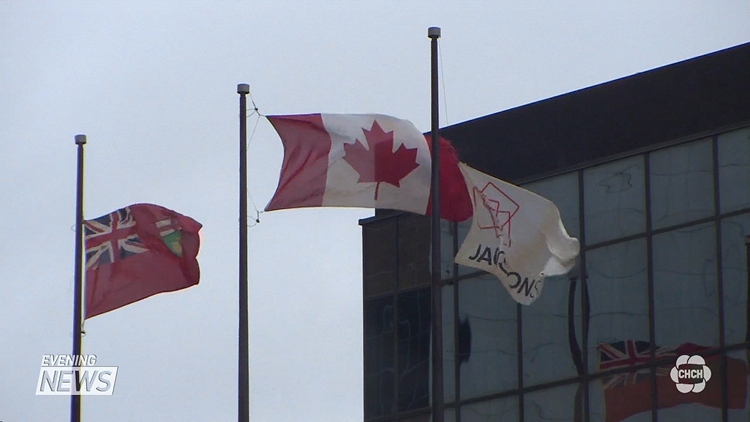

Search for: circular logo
xmin=670 ymin=355 xmax=712 ymax=393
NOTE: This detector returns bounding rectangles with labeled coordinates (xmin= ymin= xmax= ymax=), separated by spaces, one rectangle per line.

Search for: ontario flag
xmin=84 ymin=203 xmax=202 ymax=319
xmin=597 ymin=340 xmax=748 ymax=422
xmin=265 ymin=113 xmax=471 ymax=222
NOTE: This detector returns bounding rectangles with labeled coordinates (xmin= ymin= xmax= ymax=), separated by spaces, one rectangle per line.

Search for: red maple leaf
xmin=342 ymin=120 xmax=420 ymax=200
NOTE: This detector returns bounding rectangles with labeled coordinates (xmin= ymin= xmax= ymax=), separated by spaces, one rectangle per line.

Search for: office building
xmin=361 ymin=42 xmax=750 ymax=422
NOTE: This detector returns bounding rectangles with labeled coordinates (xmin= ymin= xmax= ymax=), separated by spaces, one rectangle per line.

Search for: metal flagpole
xmin=71 ymin=134 xmax=86 ymax=422
xmin=428 ymin=26 xmax=444 ymax=422
xmin=745 ymin=235 xmax=749 ymax=346
xmin=744 ymin=235 xmax=750 ymax=370
xmin=237 ymin=84 xmax=250 ymax=422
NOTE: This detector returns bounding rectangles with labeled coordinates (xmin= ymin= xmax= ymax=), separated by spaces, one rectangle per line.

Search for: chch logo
xmin=670 ymin=354 xmax=711 ymax=393
xmin=472 ymin=183 xmax=519 ymax=246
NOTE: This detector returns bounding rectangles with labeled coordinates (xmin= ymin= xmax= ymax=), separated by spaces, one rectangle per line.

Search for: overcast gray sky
xmin=2 ymin=1 xmax=749 ymax=421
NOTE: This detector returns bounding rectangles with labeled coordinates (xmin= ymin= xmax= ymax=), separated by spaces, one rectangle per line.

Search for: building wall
xmin=363 ymin=125 xmax=750 ymax=422
xmin=362 ymin=44 xmax=750 ymax=422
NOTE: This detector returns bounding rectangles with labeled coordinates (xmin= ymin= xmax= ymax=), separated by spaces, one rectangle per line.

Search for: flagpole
xmin=745 ymin=235 xmax=750 ymax=370
xmin=71 ymin=134 xmax=86 ymax=422
xmin=237 ymin=84 xmax=250 ymax=422
xmin=745 ymin=235 xmax=749 ymax=345
xmin=428 ymin=26 xmax=444 ymax=422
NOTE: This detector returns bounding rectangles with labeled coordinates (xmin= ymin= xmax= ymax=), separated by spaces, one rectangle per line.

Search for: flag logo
xmin=670 ymin=355 xmax=712 ymax=393
xmin=472 ymin=182 xmax=519 ymax=247
xmin=156 ymin=217 xmax=185 ymax=256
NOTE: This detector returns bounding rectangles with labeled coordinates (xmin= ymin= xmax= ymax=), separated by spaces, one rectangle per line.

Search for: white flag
xmin=454 ymin=163 xmax=580 ymax=304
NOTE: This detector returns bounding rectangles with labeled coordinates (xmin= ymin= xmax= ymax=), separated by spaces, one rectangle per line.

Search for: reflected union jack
xmin=598 ymin=340 xmax=677 ymax=389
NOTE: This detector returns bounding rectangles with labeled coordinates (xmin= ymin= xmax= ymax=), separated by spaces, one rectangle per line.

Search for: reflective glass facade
xmin=363 ymin=126 xmax=750 ymax=422
xmin=362 ymin=45 xmax=750 ymax=422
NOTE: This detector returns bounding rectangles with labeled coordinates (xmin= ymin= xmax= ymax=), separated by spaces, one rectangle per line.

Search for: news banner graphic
xmin=36 ymin=354 xmax=118 ymax=396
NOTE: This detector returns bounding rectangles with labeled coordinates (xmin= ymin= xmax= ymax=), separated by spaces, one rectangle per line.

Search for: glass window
xmin=456 ymin=219 xmax=481 ymax=276
xmin=460 ymin=396 xmax=519 ymax=422
xmin=440 ymin=219 xmax=455 ymax=280
xmin=363 ymin=219 xmax=397 ymax=297
xmin=459 ymin=274 xmax=518 ymax=399
xmin=444 ymin=407 xmax=457 ymax=422
xmin=656 ymin=406 xmax=721 ymax=421
xmin=398 ymin=214 xmax=430 ymax=290
xmin=397 ymin=288 xmax=431 ymax=412
xmin=398 ymin=216 xmax=456 ymax=283
xmin=653 ymin=222 xmax=720 ymax=347
xmin=584 ymin=155 xmax=646 ymax=245
xmin=523 ymin=171 xmax=580 ymax=239
xmin=726 ymin=348 xmax=750 ymax=422
xmin=718 ymin=127 xmax=750 ymax=213
xmin=522 ymin=275 xmax=581 ymax=386
xmin=649 ymin=139 xmax=714 ymax=230
xmin=364 ymin=296 xmax=395 ymax=418
xmin=443 ymin=284 xmax=456 ymax=403
xmin=589 ymin=370 xmax=654 ymax=422
xmin=720 ymin=212 xmax=750 ymax=345
xmin=400 ymin=413 xmax=430 ymax=422
xmin=587 ymin=238 xmax=649 ymax=373
xmin=524 ymin=383 xmax=582 ymax=422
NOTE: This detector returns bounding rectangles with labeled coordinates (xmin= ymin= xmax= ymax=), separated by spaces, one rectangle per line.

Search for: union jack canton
xmin=84 ymin=207 xmax=148 ymax=270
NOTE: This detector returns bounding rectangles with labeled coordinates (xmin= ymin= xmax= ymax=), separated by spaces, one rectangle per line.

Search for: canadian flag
xmin=265 ymin=113 xmax=471 ymax=220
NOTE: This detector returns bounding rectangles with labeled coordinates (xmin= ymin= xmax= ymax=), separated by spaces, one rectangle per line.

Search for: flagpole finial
xmin=237 ymin=84 xmax=250 ymax=94
xmin=74 ymin=134 xmax=87 ymax=145
xmin=428 ymin=27 xmax=441 ymax=39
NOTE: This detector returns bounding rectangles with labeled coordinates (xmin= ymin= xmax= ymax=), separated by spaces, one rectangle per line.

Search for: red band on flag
xmin=265 ymin=114 xmax=331 ymax=211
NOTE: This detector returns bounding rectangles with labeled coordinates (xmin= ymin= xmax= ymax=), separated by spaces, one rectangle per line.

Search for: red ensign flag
xmin=83 ymin=203 xmax=201 ymax=319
